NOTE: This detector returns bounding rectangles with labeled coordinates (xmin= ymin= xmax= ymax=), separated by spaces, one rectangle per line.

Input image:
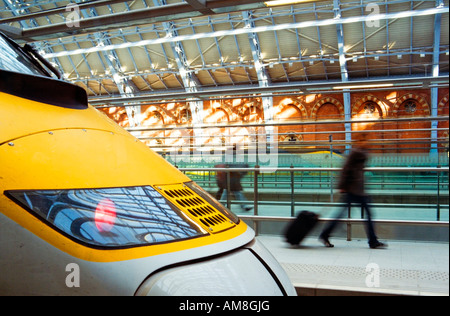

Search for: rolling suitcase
xmin=285 ymin=211 xmax=319 ymax=246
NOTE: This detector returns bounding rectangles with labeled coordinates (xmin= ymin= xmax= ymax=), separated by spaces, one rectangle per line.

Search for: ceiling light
xmin=264 ymin=0 xmax=316 ymax=7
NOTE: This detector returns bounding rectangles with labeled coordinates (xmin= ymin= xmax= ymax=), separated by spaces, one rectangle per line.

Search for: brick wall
xmin=99 ymin=88 xmax=449 ymax=154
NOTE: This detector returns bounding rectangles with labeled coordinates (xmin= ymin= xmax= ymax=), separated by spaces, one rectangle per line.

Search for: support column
xmin=334 ymin=0 xmax=352 ymax=150
xmin=430 ymin=0 xmax=443 ymax=155
xmin=153 ymin=0 xmax=204 ymax=147
xmin=243 ymin=11 xmax=274 ymax=148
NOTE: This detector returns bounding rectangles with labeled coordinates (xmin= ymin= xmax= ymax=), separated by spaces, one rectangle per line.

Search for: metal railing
xmin=133 ymin=116 xmax=450 ymax=157
xmin=238 ymin=215 xmax=449 ymax=240
xmin=179 ymin=166 xmax=449 ymax=237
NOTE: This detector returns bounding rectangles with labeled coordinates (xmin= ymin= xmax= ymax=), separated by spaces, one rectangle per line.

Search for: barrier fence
xmin=179 ymin=166 xmax=449 ymax=238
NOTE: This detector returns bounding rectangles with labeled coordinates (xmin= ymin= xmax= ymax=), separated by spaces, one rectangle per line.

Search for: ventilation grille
xmin=155 ymin=184 xmax=235 ymax=233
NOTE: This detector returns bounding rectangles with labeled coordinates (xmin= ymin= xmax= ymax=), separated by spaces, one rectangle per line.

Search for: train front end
xmin=0 ymin=32 xmax=295 ymax=296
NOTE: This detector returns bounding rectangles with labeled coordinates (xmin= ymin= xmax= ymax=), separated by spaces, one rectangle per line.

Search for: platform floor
xmin=258 ymin=235 xmax=449 ymax=296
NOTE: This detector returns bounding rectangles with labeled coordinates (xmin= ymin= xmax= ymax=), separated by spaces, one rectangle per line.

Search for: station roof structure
xmin=0 ymin=0 xmax=448 ymax=105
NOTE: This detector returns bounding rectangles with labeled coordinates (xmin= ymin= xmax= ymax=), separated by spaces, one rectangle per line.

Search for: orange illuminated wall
xmin=98 ymin=88 xmax=449 ymax=154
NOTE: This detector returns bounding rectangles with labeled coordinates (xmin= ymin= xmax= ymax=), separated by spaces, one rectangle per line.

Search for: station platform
xmin=258 ymin=235 xmax=449 ymax=296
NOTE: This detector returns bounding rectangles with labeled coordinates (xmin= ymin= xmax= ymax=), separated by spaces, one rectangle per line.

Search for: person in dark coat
xmin=215 ymin=164 xmax=227 ymax=200
xmin=216 ymin=163 xmax=252 ymax=212
xmin=319 ymin=133 xmax=387 ymax=249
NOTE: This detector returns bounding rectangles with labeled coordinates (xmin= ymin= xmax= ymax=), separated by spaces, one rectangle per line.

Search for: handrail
xmin=139 ymin=128 xmax=449 ymax=140
xmin=238 ymin=215 xmax=449 ymax=240
xmin=221 ymin=200 xmax=449 ymax=209
xmin=239 ymin=215 xmax=450 ymax=226
xmin=127 ymin=115 xmax=449 ymax=132
xmin=180 ymin=167 xmax=449 ymax=173
xmin=180 ymin=166 xmax=449 ymax=224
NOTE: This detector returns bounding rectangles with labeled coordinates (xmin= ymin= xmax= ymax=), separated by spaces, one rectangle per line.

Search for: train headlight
xmin=94 ymin=198 xmax=117 ymax=233
xmin=5 ymin=186 xmax=208 ymax=248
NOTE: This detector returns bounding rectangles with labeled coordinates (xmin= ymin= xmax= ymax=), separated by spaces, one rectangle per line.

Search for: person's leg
xmin=220 ymin=189 xmax=228 ymax=201
xmin=360 ymin=196 xmax=377 ymax=246
xmin=360 ymin=195 xmax=387 ymax=249
xmin=216 ymin=188 xmax=224 ymax=200
xmin=233 ymin=190 xmax=252 ymax=211
xmin=319 ymin=193 xmax=351 ymax=247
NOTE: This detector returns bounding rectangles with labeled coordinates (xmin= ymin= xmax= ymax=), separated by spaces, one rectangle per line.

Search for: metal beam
xmin=41 ymin=5 xmax=449 ymax=60
xmin=0 ymin=0 xmax=128 ymax=24
xmin=185 ymin=0 xmax=215 ymax=15
xmin=153 ymin=0 xmax=204 ymax=140
xmin=87 ymin=75 xmax=450 ymax=105
xmin=243 ymin=10 xmax=275 ymax=147
xmin=333 ymin=0 xmax=351 ymax=149
xmin=430 ymin=0 xmax=444 ymax=155
xmin=11 ymin=0 xmax=268 ymax=41
xmin=77 ymin=1 xmax=141 ymax=127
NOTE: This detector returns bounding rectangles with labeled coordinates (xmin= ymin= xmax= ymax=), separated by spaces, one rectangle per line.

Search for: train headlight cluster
xmin=5 ymin=186 xmax=208 ymax=248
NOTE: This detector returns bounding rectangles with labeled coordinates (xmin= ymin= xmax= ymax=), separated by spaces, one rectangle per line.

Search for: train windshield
xmin=6 ymin=186 xmax=207 ymax=248
xmin=0 ymin=34 xmax=49 ymax=77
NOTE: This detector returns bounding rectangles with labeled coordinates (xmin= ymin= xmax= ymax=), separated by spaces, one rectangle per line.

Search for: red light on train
xmin=95 ymin=198 xmax=116 ymax=232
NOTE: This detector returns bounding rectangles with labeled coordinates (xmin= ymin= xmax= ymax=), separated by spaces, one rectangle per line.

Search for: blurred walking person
xmin=216 ymin=163 xmax=252 ymax=212
xmin=215 ymin=164 xmax=226 ymax=200
xmin=319 ymin=133 xmax=387 ymax=249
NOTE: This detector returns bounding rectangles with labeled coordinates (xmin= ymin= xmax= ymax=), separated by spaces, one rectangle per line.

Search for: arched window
xmin=280 ymin=132 xmax=303 ymax=143
xmin=403 ymin=99 xmax=417 ymax=114
xmin=364 ymin=102 xmax=377 ymax=114
xmin=149 ymin=111 xmax=164 ymax=125
xmin=179 ymin=109 xmax=192 ymax=124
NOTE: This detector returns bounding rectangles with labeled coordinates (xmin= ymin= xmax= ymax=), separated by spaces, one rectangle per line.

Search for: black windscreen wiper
xmin=23 ymin=43 xmax=62 ymax=79
xmin=0 ymin=32 xmax=61 ymax=79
